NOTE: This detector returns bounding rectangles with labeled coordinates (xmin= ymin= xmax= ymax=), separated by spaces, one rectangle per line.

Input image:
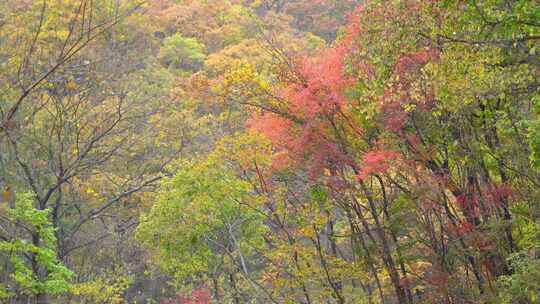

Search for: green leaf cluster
xmin=136 ymin=154 xmax=265 ymax=283
xmin=0 ymin=193 xmax=73 ymax=297
xmin=159 ymin=33 xmax=207 ymax=72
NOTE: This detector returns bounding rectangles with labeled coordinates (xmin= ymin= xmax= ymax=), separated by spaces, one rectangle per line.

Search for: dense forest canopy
xmin=0 ymin=0 xmax=539 ymax=303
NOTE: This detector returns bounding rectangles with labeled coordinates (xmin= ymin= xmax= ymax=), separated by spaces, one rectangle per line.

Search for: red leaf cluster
xmin=249 ymin=46 xmax=357 ymax=178
xmin=357 ymin=150 xmax=398 ymax=180
xmin=160 ymin=288 xmax=212 ymax=304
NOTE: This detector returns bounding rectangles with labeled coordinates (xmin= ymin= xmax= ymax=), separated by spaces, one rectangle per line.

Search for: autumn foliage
xmin=2 ymin=0 xmax=540 ymax=303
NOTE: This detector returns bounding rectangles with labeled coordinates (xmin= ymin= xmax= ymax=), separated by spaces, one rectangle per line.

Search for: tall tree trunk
xmin=35 ymin=293 xmax=49 ymax=304
xmin=360 ymin=182 xmax=409 ymax=304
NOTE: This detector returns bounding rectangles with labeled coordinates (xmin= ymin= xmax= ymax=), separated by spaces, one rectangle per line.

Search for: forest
xmin=0 ymin=0 xmax=539 ymax=303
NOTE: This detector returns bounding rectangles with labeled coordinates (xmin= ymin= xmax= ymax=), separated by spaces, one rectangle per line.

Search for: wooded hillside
xmin=1 ymin=0 xmax=539 ymax=303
